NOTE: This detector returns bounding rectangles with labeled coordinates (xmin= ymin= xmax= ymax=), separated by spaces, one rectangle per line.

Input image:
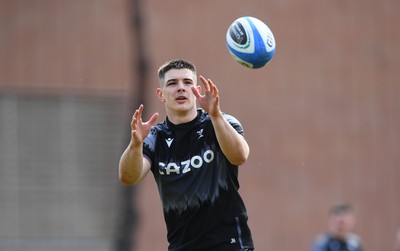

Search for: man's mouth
xmin=176 ymin=96 xmax=187 ymax=101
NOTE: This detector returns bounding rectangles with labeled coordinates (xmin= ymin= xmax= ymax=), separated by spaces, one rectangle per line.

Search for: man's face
xmin=329 ymin=211 xmax=355 ymax=238
xmin=158 ymin=68 xmax=200 ymax=113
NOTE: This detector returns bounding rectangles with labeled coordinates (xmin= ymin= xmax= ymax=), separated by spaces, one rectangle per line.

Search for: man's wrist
xmin=129 ymin=140 xmax=143 ymax=150
xmin=209 ymin=110 xmax=223 ymax=120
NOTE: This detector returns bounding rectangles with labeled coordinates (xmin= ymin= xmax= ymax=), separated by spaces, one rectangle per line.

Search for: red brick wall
xmin=0 ymin=0 xmax=133 ymax=96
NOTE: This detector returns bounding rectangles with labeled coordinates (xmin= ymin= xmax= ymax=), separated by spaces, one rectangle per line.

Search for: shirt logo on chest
xmin=158 ymin=149 xmax=215 ymax=175
xmin=165 ymin=138 xmax=174 ymax=147
xmin=197 ymin=129 xmax=204 ymax=139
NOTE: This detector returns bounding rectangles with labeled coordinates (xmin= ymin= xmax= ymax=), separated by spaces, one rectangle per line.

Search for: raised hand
xmin=130 ymin=104 xmax=159 ymax=146
xmin=191 ymin=75 xmax=221 ymax=117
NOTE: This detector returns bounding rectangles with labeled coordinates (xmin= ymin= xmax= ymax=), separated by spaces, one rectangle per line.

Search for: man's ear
xmin=156 ymin=88 xmax=164 ymax=102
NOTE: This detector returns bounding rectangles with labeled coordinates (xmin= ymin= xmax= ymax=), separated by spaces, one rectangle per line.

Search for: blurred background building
xmin=0 ymin=0 xmax=399 ymax=251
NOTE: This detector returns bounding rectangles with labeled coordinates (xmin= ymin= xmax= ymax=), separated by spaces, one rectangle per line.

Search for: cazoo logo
xmin=158 ymin=150 xmax=215 ymax=175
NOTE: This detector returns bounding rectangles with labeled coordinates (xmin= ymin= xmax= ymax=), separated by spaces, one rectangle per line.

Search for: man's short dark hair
xmin=329 ymin=201 xmax=353 ymax=215
xmin=158 ymin=59 xmax=196 ymax=87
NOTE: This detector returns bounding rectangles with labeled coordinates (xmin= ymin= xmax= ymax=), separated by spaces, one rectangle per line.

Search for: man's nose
xmin=177 ymin=81 xmax=185 ymax=90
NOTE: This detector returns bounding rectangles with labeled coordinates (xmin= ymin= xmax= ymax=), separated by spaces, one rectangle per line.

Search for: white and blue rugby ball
xmin=226 ymin=16 xmax=276 ymax=69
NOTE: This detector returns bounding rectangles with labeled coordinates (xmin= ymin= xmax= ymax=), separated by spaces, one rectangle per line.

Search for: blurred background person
xmin=310 ymin=201 xmax=364 ymax=251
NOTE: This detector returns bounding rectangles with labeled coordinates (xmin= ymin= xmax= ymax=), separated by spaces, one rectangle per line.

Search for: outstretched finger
xmin=207 ymin=78 xmax=219 ymax=96
xmin=191 ymin=85 xmax=202 ymax=99
xmin=199 ymin=75 xmax=210 ymax=91
xmin=131 ymin=104 xmax=143 ymax=128
xmin=146 ymin=113 xmax=159 ymax=126
xmin=136 ymin=104 xmax=144 ymax=119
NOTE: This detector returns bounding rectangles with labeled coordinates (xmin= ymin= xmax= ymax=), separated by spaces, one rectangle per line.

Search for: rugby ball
xmin=226 ymin=16 xmax=276 ymax=69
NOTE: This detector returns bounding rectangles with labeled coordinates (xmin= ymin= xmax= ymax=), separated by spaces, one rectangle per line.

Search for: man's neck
xmin=329 ymin=231 xmax=348 ymax=240
xmin=166 ymin=108 xmax=198 ymax=125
